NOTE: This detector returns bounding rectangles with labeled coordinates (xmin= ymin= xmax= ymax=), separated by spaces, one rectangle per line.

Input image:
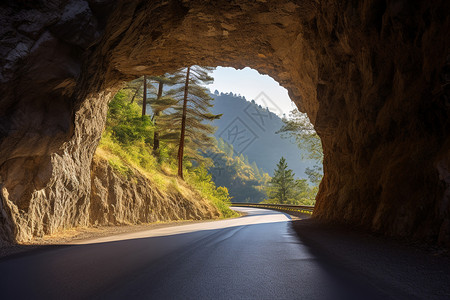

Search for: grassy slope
xmin=97 ymin=133 xmax=238 ymax=219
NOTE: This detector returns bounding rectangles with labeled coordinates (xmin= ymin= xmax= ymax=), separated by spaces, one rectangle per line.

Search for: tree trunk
xmin=142 ymin=75 xmax=147 ymax=116
xmin=153 ymin=81 xmax=164 ymax=153
xmin=130 ymin=87 xmax=140 ymax=104
xmin=177 ymin=67 xmax=190 ymax=179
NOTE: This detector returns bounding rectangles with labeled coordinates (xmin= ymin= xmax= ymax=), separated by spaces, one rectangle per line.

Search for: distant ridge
xmin=210 ymin=91 xmax=314 ymax=178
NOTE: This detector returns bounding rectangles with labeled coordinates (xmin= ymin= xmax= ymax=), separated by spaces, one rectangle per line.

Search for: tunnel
xmin=0 ymin=0 xmax=449 ymax=245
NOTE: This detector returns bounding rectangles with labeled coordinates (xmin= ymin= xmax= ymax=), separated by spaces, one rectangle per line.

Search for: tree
xmin=177 ymin=66 xmax=191 ymax=178
xmin=305 ymin=166 xmax=322 ymax=186
xmin=142 ymin=75 xmax=148 ymax=116
xmin=158 ymin=66 xmax=221 ymax=179
xmin=220 ymin=140 xmax=234 ymax=157
xmin=123 ymin=76 xmax=151 ymax=104
xmin=106 ymin=89 xmax=154 ymax=146
xmin=250 ymin=161 xmax=261 ymax=179
xmin=121 ymin=75 xmax=178 ymax=157
xmin=277 ymin=108 xmax=323 ymax=185
xmin=204 ymin=143 xmax=270 ymax=203
xmin=266 ymin=157 xmax=297 ymax=204
xmin=148 ymin=74 xmax=180 ymax=155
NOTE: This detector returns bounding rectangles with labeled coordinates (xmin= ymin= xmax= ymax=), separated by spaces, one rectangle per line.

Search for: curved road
xmin=0 ymin=208 xmax=400 ymax=299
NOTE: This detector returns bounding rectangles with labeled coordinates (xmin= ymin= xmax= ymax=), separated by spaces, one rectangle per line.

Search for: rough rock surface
xmin=0 ymin=0 xmax=449 ymax=244
xmin=90 ymin=155 xmax=219 ymax=225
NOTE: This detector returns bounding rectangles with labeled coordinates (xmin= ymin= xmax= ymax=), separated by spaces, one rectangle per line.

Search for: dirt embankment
xmin=0 ymin=152 xmax=222 ymax=257
xmin=89 ymin=154 xmax=220 ymax=226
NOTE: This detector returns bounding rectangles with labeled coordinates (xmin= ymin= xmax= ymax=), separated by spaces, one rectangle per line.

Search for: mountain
xmin=209 ymin=91 xmax=314 ymax=178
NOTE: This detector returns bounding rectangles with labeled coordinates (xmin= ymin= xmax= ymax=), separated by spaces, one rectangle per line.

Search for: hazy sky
xmin=206 ymin=67 xmax=296 ymax=117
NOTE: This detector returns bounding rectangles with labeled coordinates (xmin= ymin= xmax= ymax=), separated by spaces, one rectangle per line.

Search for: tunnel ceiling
xmin=0 ymin=0 xmax=449 ymax=245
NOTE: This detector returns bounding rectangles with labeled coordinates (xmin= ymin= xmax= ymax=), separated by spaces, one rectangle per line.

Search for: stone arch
xmin=0 ymin=0 xmax=449 ymax=244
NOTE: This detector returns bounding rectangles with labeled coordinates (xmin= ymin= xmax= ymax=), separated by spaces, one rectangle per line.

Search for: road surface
xmin=0 ymin=207 xmax=410 ymax=299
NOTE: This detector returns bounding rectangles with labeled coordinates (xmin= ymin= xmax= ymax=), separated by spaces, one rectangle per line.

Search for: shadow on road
xmin=291 ymin=219 xmax=450 ymax=300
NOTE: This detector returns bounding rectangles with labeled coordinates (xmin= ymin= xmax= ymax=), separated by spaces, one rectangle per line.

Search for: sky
xmin=206 ymin=67 xmax=296 ymax=117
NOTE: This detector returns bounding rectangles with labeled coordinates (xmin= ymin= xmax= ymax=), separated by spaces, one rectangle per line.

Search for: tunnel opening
xmin=93 ymin=65 xmax=323 ymax=227
xmin=0 ymin=1 xmax=449 ymax=245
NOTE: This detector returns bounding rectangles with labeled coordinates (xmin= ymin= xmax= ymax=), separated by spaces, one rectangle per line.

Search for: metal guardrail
xmin=231 ymin=202 xmax=314 ymax=215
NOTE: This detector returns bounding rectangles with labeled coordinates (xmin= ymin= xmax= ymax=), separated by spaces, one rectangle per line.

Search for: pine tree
xmin=266 ymin=157 xmax=297 ymax=204
xmin=158 ymin=66 xmax=221 ymax=179
xmin=123 ymin=76 xmax=154 ymax=105
xmin=142 ymin=75 xmax=148 ymax=116
xmin=277 ymin=108 xmax=323 ymax=186
xmin=225 ymin=142 xmax=234 ymax=157
xmin=217 ymin=138 xmax=225 ymax=151
xmin=148 ymin=74 xmax=180 ymax=155
xmin=177 ymin=66 xmax=191 ymax=178
xmin=251 ymin=161 xmax=261 ymax=179
xmin=124 ymin=80 xmax=143 ymax=104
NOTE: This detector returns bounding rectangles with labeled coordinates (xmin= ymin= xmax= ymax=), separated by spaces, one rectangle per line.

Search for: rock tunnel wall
xmin=0 ymin=0 xmax=449 ymax=244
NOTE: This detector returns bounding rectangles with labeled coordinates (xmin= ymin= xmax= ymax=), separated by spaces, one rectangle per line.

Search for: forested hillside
xmin=209 ymin=91 xmax=315 ymax=178
xmin=205 ymin=138 xmax=270 ymax=203
xmin=97 ymin=71 xmax=238 ymax=218
xmin=103 ymin=72 xmax=319 ymax=205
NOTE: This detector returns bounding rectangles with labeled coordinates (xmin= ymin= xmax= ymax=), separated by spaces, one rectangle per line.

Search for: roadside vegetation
xmin=100 ymin=66 xmax=322 ymax=215
xmin=278 ymin=108 xmax=323 ymax=187
xmin=98 ymin=67 xmax=237 ymax=218
xmin=263 ymin=157 xmax=316 ymax=206
xmin=273 ymin=108 xmax=324 ymax=205
xmin=204 ymin=138 xmax=271 ymax=203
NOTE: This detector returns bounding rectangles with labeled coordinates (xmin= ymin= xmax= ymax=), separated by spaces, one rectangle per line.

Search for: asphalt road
xmin=0 ymin=207 xmax=418 ymax=299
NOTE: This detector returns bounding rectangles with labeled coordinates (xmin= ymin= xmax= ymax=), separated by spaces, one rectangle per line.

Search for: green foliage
xmin=278 ymin=109 xmax=322 ymax=161
xmin=99 ymin=80 xmax=236 ymax=218
xmin=266 ymin=157 xmax=296 ymax=204
xmin=305 ymin=165 xmax=322 ymax=186
xmin=209 ymin=92 xmax=316 ymax=180
xmin=278 ymin=108 xmax=323 ymax=189
xmin=186 ymin=166 xmax=238 ymax=218
xmin=205 ymin=138 xmax=270 ymax=203
xmin=107 ymin=155 xmax=133 ymax=178
xmin=107 ymin=89 xmax=154 ymax=145
xmin=160 ymin=66 xmax=221 ymax=167
xmin=264 ymin=157 xmax=316 ymax=205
